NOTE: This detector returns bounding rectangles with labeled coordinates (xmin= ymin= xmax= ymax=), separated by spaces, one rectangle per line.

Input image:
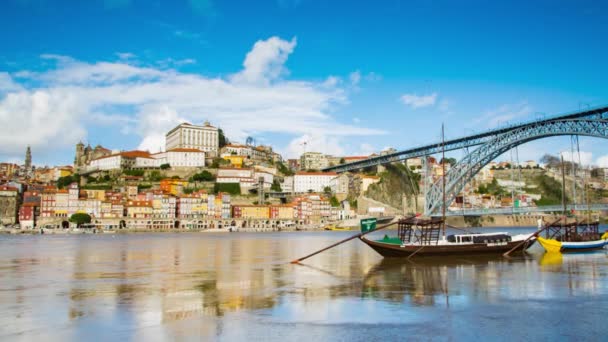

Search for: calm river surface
xmin=2 ymin=227 xmax=608 ymax=341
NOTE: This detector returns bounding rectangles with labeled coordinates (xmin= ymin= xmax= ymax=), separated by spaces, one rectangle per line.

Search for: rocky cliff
xmin=364 ymin=163 xmax=420 ymax=212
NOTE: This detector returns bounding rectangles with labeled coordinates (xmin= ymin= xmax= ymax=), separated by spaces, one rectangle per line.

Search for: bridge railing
xmin=441 ymin=204 xmax=608 ymax=217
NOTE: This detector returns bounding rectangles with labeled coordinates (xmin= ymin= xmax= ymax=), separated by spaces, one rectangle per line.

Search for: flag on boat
xmin=360 ymin=218 xmax=377 ymax=233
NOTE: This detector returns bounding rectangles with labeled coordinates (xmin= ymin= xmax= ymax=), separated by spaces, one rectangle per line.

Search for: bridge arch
xmin=425 ymin=119 xmax=608 ymax=215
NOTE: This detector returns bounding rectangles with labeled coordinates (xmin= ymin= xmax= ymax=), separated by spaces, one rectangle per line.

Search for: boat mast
xmin=560 ymin=154 xmax=567 ymax=218
xmin=442 ymin=123 xmax=446 ymax=239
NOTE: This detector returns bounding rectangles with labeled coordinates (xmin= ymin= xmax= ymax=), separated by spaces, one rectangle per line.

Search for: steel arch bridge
xmin=324 ymin=105 xmax=608 ymax=173
xmin=425 ymin=119 xmax=608 ymax=216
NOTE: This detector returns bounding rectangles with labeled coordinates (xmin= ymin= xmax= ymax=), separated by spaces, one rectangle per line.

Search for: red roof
xmin=343 ymin=156 xmax=368 ymax=161
xmin=0 ymin=185 xmax=18 ymax=192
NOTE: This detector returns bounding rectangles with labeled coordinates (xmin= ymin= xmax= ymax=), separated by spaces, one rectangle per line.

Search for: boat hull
xmin=537 ymin=236 xmax=608 ymax=253
xmin=360 ymin=236 xmax=535 ymax=257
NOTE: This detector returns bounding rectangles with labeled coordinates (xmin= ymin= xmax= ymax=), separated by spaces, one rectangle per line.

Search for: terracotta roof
xmin=0 ymin=185 xmax=18 ymax=192
xmin=90 ymin=150 xmax=153 ymax=161
xmin=121 ymin=150 xmax=153 ymax=159
xmin=343 ymin=156 xmax=368 ymax=161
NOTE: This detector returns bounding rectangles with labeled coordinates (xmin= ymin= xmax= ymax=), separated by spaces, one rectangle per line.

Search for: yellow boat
xmin=538 ymin=236 xmax=608 ymax=253
xmin=324 ymin=224 xmax=350 ymax=231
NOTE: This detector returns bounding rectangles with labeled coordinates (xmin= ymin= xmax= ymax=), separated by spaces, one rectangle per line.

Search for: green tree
xmin=277 ymin=161 xmax=294 ymax=176
xmin=160 ymin=163 xmax=171 ymax=170
xmin=271 ymin=179 xmax=282 ymax=192
xmin=218 ymin=128 xmax=229 ymax=148
xmin=329 ymin=196 xmax=340 ymax=207
xmin=148 ymin=170 xmax=163 ymax=181
xmin=57 ymin=174 xmax=80 ymax=189
xmin=69 ymin=213 xmax=91 ymax=227
xmin=124 ymin=169 xmax=145 ymax=177
xmin=440 ymin=157 xmax=457 ymax=166
xmin=323 ymin=186 xmax=332 ymax=195
xmin=210 ymin=157 xmax=229 ymax=168
xmin=214 ymin=182 xmax=241 ymax=195
xmin=339 ymin=158 xmax=346 ymax=164
xmin=191 ymin=170 xmax=215 ymax=182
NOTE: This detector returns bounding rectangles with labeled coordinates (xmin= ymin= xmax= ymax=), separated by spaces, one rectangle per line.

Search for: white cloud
xmin=116 ymin=52 xmax=136 ymax=60
xmin=0 ymin=90 xmax=86 ymax=151
xmin=400 ymin=93 xmax=437 ymax=109
xmin=0 ymin=36 xmax=385 ymax=160
xmin=561 ymin=150 xmax=593 ymax=166
xmin=596 ymin=155 xmax=608 ymax=168
xmin=0 ymin=72 xmax=23 ymax=93
xmin=359 ymin=143 xmax=376 ymax=155
xmin=231 ymin=36 xmax=297 ymax=85
xmin=322 ymin=76 xmax=340 ymax=88
xmin=284 ymin=134 xmax=345 ymax=158
xmin=349 ymin=70 xmax=361 ymax=86
xmin=474 ymin=102 xmax=532 ymax=128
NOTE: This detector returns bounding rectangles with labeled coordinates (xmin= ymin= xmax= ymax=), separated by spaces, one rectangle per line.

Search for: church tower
xmin=75 ymin=141 xmax=85 ymax=167
xmin=25 ymin=145 xmax=32 ymax=170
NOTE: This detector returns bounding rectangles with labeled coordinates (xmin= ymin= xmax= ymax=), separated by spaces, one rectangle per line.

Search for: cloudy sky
xmin=1 ymin=0 xmax=607 ymax=167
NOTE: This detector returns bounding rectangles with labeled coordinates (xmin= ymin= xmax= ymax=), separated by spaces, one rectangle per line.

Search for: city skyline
xmin=1 ymin=0 xmax=608 ymax=167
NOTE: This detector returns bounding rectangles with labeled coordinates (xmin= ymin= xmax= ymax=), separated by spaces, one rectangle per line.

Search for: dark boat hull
xmin=360 ymin=236 xmax=535 ymax=257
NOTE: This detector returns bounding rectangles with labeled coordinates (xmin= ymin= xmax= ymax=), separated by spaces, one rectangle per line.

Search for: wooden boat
xmin=360 ymin=217 xmax=535 ymax=258
xmin=536 ymin=221 xmax=608 ymax=253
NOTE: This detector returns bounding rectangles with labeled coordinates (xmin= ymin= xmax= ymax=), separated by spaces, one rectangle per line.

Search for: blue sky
xmin=1 ymin=0 xmax=607 ymax=167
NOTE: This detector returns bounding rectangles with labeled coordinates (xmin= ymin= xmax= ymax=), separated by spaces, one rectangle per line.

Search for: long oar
xmin=290 ymin=216 xmax=416 ymax=264
xmin=503 ymin=217 xmax=562 ymax=257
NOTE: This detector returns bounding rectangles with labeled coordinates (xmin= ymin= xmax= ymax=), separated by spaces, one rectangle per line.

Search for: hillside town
xmin=1 ymin=121 xmax=608 ymax=232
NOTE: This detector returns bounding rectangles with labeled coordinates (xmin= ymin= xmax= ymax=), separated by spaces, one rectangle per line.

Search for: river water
xmin=1 ymin=227 xmax=608 ymax=341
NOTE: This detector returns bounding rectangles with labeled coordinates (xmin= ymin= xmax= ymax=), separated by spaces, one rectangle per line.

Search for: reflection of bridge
xmin=447 ymin=204 xmax=608 ymax=217
xmin=323 ymin=105 xmax=608 ymax=216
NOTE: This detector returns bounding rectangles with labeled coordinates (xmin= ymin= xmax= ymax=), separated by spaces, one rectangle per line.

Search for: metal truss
xmin=444 ymin=204 xmax=608 ymax=217
xmin=324 ymin=105 xmax=608 ymax=173
xmin=425 ymin=119 xmax=608 ymax=216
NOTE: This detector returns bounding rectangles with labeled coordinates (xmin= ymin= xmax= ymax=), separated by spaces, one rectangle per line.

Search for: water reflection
xmin=0 ymin=232 xmax=607 ymax=340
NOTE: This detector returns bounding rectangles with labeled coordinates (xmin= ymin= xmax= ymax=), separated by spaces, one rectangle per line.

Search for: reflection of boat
xmin=539 ymin=252 xmax=563 ymax=266
xmin=360 ymin=217 xmax=535 ymax=257
xmin=537 ymin=221 xmax=608 ymax=253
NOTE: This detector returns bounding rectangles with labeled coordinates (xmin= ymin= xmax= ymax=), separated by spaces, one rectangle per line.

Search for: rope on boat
xmin=407 ymin=245 xmax=426 ymax=259
xmin=503 ymin=217 xmax=563 ymax=257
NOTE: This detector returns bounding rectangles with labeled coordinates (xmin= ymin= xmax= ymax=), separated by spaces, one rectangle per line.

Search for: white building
xmin=300 ymin=152 xmax=329 ymax=171
xmin=89 ymin=154 xmax=122 ymax=170
xmin=216 ymin=168 xmax=256 ymax=191
xmin=166 ymin=121 xmax=219 ymax=156
xmin=221 ymin=144 xmax=254 ymax=158
xmin=281 ymin=176 xmax=294 ymax=193
xmin=293 ymin=172 xmax=337 ymax=193
xmin=153 ymin=148 xmax=205 ymax=168
xmin=330 ymin=174 xmax=349 ymax=194
xmin=254 ymin=170 xmax=274 ymax=189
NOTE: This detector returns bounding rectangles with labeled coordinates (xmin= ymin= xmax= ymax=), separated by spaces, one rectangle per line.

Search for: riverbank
xmin=0 ymin=226 xmax=324 ymax=235
xmin=446 ymin=214 xmax=551 ymax=228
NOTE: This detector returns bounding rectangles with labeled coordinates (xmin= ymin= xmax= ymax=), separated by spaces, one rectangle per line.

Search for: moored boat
xmin=536 ymin=221 xmax=608 ymax=253
xmin=360 ymin=217 xmax=535 ymax=258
